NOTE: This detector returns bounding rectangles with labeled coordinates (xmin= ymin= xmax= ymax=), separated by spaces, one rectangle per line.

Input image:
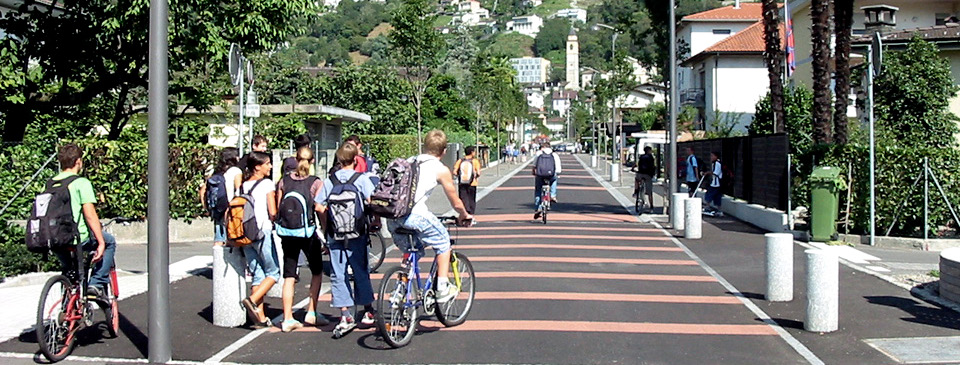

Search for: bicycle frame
xmin=399 ymin=236 xmax=463 ymax=310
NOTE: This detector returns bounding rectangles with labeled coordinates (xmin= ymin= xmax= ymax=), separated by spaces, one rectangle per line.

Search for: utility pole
xmin=668 ymin=0 xmax=680 ymax=223
xmin=147 ymin=0 xmax=171 ymax=362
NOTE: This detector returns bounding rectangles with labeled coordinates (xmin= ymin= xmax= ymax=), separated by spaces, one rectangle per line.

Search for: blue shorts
xmin=213 ymin=220 xmax=226 ymax=243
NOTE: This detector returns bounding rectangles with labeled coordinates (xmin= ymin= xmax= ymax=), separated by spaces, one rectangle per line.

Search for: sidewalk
xmin=580 ymin=153 xmax=960 ymax=364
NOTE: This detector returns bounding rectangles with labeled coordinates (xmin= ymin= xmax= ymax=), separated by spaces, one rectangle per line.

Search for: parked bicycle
xmin=36 ymin=217 xmax=132 ymax=363
xmin=374 ymin=216 xmax=476 ymax=348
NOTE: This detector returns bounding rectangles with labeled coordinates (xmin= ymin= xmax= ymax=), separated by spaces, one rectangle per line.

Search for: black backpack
xmin=534 ymin=153 xmax=556 ymax=177
xmin=276 ymin=175 xmax=319 ymax=238
xmin=25 ymin=176 xmax=81 ymax=253
xmin=205 ymin=174 xmax=229 ymax=221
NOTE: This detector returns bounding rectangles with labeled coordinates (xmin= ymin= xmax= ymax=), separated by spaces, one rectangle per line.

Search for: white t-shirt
xmin=240 ymin=179 xmax=276 ymax=232
xmin=410 ymin=154 xmax=445 ymax=216
xmin=710 ymin=161 xmax=722 ymax=188
xmin=223 ymin=166 xmax=243 ymax=201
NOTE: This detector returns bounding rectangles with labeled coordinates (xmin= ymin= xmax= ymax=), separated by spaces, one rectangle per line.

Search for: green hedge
xmin=0 ymin=223 xmax=58 ymax=279
xmin=360 ymin=135 xmax=419 ymax=165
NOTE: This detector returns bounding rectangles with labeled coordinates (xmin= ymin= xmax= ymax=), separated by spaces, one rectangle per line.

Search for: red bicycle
xmin=36 ymin=219 xmax=127 ymax=362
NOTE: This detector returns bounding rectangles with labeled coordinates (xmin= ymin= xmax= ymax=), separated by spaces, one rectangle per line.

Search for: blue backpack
xmin=205 ymin=174 xmax=229 ymax=221
xmin=276 ymin=175 xmax=318 ymax=238
xmin=326 ymin=172 xmax=366 ymax=241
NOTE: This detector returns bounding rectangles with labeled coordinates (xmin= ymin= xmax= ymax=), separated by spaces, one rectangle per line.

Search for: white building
xmin=455 ymin=0 xmax=490 ymax=26
xmin=523 ymin=0 xmax=542 ymax=7
xmin=681 ymin=20 xmax=771 ymax=132
xmin=555 ymin=8 xmax=587 ymax=23
xmin=458 ymin=0 xmax=482 ymax=13
xmin=525 ymin=88 xmax=546 ymax=111
xmin=565 ymin=28 xmax=580 ymax=90
xmin=511 ymin=57 xmax=552 ymax=84
xmin=506 ymin=15 xmax=543 ymax=37
xmin=551 ymin=90 xmax=578 ymax=117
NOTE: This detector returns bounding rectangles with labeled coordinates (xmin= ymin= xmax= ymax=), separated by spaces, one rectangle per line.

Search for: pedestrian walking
xmin=454 ymin=146 xmax=482 ymax=214
xmin=703 ymin=151 xmax=724 ymax=216
xmin=684 ymin=147 xmax=701 ymax=197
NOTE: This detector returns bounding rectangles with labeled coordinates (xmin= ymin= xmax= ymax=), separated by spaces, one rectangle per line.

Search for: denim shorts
xmin=387 ymin=213 xmax=451 ymax=255
xmin=241 ymin=232 xmax=281 ymax=286
xmin=213 ymin=220 xmax=226 ymax=243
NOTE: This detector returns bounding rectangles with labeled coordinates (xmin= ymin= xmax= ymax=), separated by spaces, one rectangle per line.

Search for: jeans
xmin=55 ymin=232 xmax=117 ymax=288
xmin=534 ymin=175 xmax=558 ymax=208
xmin=213 ymin=220 xmax=226 ymax=243
xmin=705 ymin=185 xmax=723 ymax=209
xmin=388 ymin=213 xmax=451 ymax=255
xmin=328 ymin=237 xmax=374 ymax=308
xmin=241 ymin=232 xmax=281 ymax=286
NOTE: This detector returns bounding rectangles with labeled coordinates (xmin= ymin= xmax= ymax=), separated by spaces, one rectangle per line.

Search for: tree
xmin=389 ymin=0 xmax=445 ymax=151
xmin=832 ymin=0 xmax=855 ymax=145
xmin=469 ymin=55 xmax=524 ymax=157
xmin=314 ymin=65 xmax=413 ymax=135
xmin=0 ymin=0 xmax=315 ymax=142
xmin=638 ymin=0 xmax=722 ymax=78
xmin=810 ymin=0 xmax=833 ymax=144
xmin=592 ymin=51 xmax=639 ymax=141
xmin=534 ymin=18 xmax=573 ymax=57
xmin=873 ymin=36 xmax=960 ymax=148
xmin=760 ymin=0 xmax=785 ymax=133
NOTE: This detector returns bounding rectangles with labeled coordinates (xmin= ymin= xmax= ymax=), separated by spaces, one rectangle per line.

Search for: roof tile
xmin=702 ymin=20 xmax=783 ymax=53
xmin=682 ymin=3 xmax=764 ymax=21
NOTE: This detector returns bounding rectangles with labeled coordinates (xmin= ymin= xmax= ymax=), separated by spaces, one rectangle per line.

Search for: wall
xmin=713 ymin=56 xmax=768 ymax=132
xmin=680 ymin=21 xmax=755 ymax=94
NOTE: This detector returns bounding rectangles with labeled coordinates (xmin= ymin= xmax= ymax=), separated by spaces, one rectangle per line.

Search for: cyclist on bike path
xmin=386 ymin=130 xmax=473 ymax=304
xmin=51 ymin=144 xmax=117 ymax=301
xmin=632 ymin=146 xmax=657 ymax=212
xmin=532 ymin=142 xmax=561 ymax=220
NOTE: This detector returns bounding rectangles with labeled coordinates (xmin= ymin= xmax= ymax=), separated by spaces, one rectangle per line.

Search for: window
xmin=712 ymin=29 xmax=731 ymax=35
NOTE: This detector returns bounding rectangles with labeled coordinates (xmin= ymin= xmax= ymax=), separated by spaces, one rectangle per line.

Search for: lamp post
xmin=669 ymin=0 xmax=680 ymax=225
xmin=594 ymin=23 xmax=621 ymax=182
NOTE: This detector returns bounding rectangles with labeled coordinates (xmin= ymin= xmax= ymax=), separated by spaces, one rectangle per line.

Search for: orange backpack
xmin=225 ymin=179 xmax=265 ymax=247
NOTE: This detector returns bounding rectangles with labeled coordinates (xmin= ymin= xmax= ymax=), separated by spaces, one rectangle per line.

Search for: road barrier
xmin=671 ymin=193 xmax=687 ymax=230
xmin=684 ymin=198 xmax=702 ymax=239
xmin=765 ymin=233 xmax=794 ymax=302
xmin=213 ymin=246 xmax=247 ymax=327
xmin=805 ymin=249 xmax=838 ymax=332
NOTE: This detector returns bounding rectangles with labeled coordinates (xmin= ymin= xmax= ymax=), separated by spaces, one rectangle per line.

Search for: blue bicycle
xmin=374 ymin=216 xmax=476 ymax=348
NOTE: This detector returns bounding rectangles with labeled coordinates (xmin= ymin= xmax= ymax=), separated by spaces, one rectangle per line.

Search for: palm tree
xmin=761 ymin=0 xmax=785 ymax=133
xmin=832 ymin=0 xmax=855 ymax=145
xmin=810 ymin=0 xmax=833 ymax=144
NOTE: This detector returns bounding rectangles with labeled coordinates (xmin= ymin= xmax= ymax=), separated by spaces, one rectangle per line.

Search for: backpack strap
xmin=241 ymin=178 xmax=265 ymax=195
xmin=47 ymin=175 xmax=80 ymax=190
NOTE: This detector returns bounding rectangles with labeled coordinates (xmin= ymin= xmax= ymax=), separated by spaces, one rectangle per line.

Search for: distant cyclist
xmin=631 ymin=146 xmax=657 ymax=212
xmin=532 ymin=142 xmax=561 ymax=220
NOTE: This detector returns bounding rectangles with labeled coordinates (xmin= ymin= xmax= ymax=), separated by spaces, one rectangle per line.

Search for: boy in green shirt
xmin=52 ymin=144 xmax=116 ymax=299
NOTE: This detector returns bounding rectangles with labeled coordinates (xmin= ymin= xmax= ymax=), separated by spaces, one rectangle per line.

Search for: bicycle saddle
xmin=395 ymin=227 xmax=417 ymax=235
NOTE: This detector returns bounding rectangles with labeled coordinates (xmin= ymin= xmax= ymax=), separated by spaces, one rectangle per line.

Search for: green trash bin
xmin=809 ymin=166 xmax=846 ymax=242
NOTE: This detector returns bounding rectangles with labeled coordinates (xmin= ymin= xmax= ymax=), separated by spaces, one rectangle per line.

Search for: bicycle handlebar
xmin=436 ymin=215 xmax=473 ymax=227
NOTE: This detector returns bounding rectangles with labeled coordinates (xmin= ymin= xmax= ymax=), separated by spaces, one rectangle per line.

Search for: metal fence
xmin=679 ymin=134 xmax=789 ymax=210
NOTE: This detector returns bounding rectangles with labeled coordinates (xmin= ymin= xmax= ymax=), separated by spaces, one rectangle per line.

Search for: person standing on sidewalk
xmin=702 ymin=151 xmax=724 ymax=216
xmin=239 ymin=152 xmax=281 ymax=328
xmin=684 ymin=147 xmax=701 ymax=197
xmin=454 ymin=146 xmax=482 ymax=214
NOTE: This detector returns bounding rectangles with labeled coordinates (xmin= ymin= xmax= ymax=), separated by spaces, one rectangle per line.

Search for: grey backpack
xmin=369 ymin=158 xmax=421 ymax=219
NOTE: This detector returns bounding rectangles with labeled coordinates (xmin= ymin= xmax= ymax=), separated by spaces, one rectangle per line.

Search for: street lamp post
xmin=595 ymin=23 xmax=621 ymax=182
xmin=668 ymin=0 xmax=680 ymax=225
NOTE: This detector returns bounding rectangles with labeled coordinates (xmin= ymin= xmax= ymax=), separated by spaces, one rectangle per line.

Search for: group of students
xmin=202 ymin=130 xmax=472 ymax=336
xmin=682 ymin=147 xmax=724 ymax=216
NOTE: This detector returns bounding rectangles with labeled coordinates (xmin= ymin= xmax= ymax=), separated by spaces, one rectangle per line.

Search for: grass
xmin=367 ymin=22 xmax=394 ymax=39
xmin=532 ymin=0 xmax=572 ymax=17
xmin=825 ymin=240 xmax=853 ymax=247
xmin=930 ymin=270 xmax=941 ymax=278
xmin=483 ymin=32 xmax=535 ymax=58
xmin=434 ymin=15 xmax=453 ymax=27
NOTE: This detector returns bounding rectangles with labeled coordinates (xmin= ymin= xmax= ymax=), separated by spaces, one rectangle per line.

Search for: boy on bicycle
xmin=386 ymin=130 xmax=472 ymax=303
xmin=532 ymin=142 xmax=561 ymax=220
xmin=51 ymin=143 xmax=117 ymax=300
xmin=631 ymin=146 xmax=657 ymax=212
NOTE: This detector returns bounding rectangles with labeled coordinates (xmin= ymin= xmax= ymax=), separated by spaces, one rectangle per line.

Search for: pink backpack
xmin=369 ymin=158 xmax=421 ymax=219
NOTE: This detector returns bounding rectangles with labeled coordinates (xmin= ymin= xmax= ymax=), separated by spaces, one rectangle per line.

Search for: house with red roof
xmin=679 ymin=2 xmax=774 ymax=133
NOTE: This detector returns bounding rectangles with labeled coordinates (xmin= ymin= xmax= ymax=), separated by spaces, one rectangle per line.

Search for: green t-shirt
xmin=52 ymin=172 xmax=97 ymax=243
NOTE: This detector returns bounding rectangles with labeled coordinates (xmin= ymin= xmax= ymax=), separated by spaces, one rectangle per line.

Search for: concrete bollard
xmin=684 ymin=198 xmax=702 ymax=239
xmin=765 ymin=233 xmax=794 ymax=302
xmin=266 ymin=232 xmax=283 ymax=298
xmin=213 ymin=245 xmax=247 ymax=327
xmin=671 ymin=193 xmax=687 ymax=230
xmin=805 ymin=249 xmax=839 ymax=332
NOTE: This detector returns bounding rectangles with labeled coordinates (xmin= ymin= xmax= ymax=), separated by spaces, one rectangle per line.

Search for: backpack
xmin=457 ymin=158 xmax=476 ymax=185
xmin=276 ymin=175 xmax=318 ymax=238
xmin=534 ymin=153 xmax=556 ymax=177
xmin=326 ymin=172 xmax=366 ymax=241
xmin=365 ymin=155 xmax=381 ymax=176
xmin=638 ymin=154 xmax=655 ymax=175
xmin=369 ymin=158 xmax=421 ymax=219
xmin=225 ymin=179 xmax=265 ymax=247
xmin=25 ymin=176 xmax=81 ymax=254
xmin=205 ymin=174 xmax=229 ymax=221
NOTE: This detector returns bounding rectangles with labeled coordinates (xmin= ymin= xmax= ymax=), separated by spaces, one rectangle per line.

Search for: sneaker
xmin=550 ymin=197 xmax=558 ymax=203
xmin=86 ymin=285 xmax=104 ymax=301
xmin=281 ymin=319 xmax=303 ymax=332
xmin=304 ymin=311 xmax=330 ymax=327
xmin=533 ymin=210 xmax=542 ymax=219
xmin=360 ymin=311 xmax=376 ymax=325
xmin=435 ymin=284 xmax=460 ymax=303
xmin=333 ymin=316 xmax=357 ymax=337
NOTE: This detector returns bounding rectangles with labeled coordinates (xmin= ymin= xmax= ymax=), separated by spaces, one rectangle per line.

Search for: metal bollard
xmin=805 ymin=249 xmax=839 ymax=332
xmin=684 ymin=198 xmax=702 ymax=239
xmin=213 ymin=245 xmax=247 ymax=327
xmin=671 ymin=193 xmax=687 ymax=230
xmin=765 ymin=233 xmax=794 ymax=302
xmin=267 ymin=232 xmax=283 ymax=298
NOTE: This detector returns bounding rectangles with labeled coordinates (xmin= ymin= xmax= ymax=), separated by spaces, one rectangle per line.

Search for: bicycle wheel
xmin=374 ymin=266 xmax=418 ymax=348
xmin=37 ymin=275 xmax=77 ymax=362
xmin=435 ymin=253 xmax=476 ymax=327
xmin=103 ymin=270 xmax=120 ymax=338
xmin=368 ymin=232 xmax=388 ymax=273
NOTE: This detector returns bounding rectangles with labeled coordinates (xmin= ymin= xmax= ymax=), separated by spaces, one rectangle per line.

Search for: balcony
xmin=680 ymin=88 xmax=705 ymax=107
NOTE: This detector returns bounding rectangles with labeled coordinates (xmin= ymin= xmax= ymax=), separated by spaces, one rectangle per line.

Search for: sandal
xmin=241 ymin=298 xmax=262 ymax=325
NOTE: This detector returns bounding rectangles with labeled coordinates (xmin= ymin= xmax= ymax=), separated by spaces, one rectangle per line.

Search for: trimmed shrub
xmin=360 ymin=135 xmax=419 ymax=164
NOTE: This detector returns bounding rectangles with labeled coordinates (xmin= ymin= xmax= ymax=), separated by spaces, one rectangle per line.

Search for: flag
xmin=785 ymin=1 xmax=797 ymax=77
